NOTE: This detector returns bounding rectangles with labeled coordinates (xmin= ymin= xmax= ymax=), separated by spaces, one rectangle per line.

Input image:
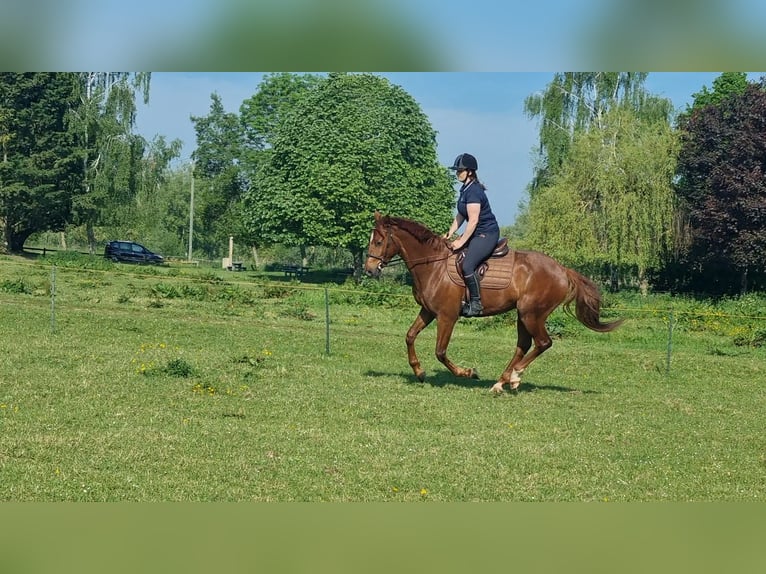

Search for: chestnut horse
xmin=364 ymin=212 xmax=623 ymax=393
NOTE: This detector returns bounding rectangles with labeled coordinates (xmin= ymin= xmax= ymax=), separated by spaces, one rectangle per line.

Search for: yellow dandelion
xmin=392 ymin=486 xmax=399 ymax=493
xmin=420 ymin=488 xmax=428 ymax=496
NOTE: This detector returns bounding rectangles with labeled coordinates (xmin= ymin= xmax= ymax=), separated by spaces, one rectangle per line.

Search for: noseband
xmin=366 ymin=225 xmax=399 ymax=268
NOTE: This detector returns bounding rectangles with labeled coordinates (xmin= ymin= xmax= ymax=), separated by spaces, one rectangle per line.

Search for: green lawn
xmin=0 ymin=254 xmax=764 ymax=500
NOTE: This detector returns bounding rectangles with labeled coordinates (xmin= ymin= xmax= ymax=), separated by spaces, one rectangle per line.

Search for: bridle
xmin=366 ymin=224 xmax=402 ymax=269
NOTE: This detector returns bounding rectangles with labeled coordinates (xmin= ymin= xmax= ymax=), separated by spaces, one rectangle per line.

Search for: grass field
xmin=0 ymin=253 xmax=764 ymax=501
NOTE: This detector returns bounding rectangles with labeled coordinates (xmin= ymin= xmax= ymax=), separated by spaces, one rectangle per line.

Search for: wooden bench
xmin=281 ymin=264 xmax=310 ymax=278
xmin=227 ymin=261 xmax=246 ymax=272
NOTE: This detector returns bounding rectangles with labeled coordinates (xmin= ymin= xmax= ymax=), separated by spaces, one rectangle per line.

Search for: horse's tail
xmin=563 ymin=268 xmax=624 ymax=333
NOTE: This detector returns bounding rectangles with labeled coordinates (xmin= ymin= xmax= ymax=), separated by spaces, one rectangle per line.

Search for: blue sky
xmin=135 ymin=72 xmax=763 ymax=227
xmin=4 ymin=0 xmax=766 ymax=70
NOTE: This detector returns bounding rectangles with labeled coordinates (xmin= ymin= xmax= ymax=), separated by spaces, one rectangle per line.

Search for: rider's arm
xmin=444 ymin=213 xmax=465 ymax=238
xmin=450 ymin=203 xmax=480 ymax=250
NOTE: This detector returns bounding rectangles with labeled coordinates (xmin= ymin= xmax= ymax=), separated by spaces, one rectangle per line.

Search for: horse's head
xmin=364 ymin=211 xmax=399 ymax=278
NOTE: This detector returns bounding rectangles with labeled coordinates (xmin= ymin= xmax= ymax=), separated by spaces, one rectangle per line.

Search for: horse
xmin=364 ymin=211 xmax=623 ymax=393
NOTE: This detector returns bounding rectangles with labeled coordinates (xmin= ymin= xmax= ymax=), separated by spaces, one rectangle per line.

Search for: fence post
xmin=325 ymin=286 xmax=330 ymax=355
xmin=666 ymin=308 xmax=674 ymax=375
xmin=50 ymin=265 xmax=57 ymax=334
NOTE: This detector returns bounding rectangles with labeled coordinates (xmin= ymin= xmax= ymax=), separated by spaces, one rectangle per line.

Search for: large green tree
xmin=238 ymin=73 xmax=321 ymax=266
xmin=0 ymin=73 xmax=82 ymax=252
xmin=673 ymin=80 xmax=766 ymax=294
xmin=239 ymin=73 xmax=321 ymax=153
xmin=244 ymin=73 xmax=454 ymax=273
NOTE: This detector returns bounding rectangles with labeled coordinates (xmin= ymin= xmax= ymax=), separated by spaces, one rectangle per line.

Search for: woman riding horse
xmin=365 ymin=212 xmax=622 ymax=393
xmin=444 ymin=153 xmax=499 ymax=317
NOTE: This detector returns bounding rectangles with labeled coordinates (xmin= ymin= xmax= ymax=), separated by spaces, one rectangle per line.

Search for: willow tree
xmin=244 ymin=73 xmax=454 ymax=274
xmin=526 ymin=105 xmax=679 ymax=289
xmin=68 ymin=73 xmax=151 ymax=252
xmin=524 ymin=73 xmax=673 ymax=192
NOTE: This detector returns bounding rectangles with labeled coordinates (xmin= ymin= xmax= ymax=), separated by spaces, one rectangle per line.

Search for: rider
xmin=444 ymin=153 xmax=500 ymax=317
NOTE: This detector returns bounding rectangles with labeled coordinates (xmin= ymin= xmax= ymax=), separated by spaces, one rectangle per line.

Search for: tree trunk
xmin=741 ymin=268 xmax=748 ymax=295
xmin=250 ymin=245 xmax=259 ymax=270
xmin=609 ymin=264 xmax=619 ymax=292
xmin=0 ymin=217 xmax=8 ymax=254
xmin=86 ymin=221 xmax=96 ymax=254
xmin=7 ymin=228 xmax=31 ymax=253
xmin=352 ymin=248 xmax=363 ymax=281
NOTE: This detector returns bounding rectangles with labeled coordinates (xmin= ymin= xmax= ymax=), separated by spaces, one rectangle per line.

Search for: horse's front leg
xmin=406 ymin=307 xmax=435 ymax=381
xmin=435 ymin=315 xmax=479 ymax=379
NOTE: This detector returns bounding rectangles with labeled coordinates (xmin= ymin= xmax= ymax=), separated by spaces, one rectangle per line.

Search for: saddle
xmin=446 ymin=238 xmax=515 ymax=292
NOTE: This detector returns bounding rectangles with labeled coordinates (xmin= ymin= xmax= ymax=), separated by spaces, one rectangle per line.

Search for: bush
xmin=0 ymin=278 xmax=32 ymax=295
xmin=42 ymin=251 xmax=113 ymax=271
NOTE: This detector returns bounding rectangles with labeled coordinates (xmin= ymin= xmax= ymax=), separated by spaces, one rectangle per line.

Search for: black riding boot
xmin=463 ymin=273 xmax=483 ymax=317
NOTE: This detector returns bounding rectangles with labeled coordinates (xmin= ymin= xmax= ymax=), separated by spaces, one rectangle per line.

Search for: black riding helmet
xmin=449 ymin=153 xmax=478 ymax=171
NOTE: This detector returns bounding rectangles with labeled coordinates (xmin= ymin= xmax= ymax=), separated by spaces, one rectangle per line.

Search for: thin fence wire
xmin=2 ymin=259 xmax=765 ymax=375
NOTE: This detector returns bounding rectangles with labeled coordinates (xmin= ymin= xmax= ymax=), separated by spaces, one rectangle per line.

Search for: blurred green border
xmin=1 ymin=504 xmax=764 ymax=573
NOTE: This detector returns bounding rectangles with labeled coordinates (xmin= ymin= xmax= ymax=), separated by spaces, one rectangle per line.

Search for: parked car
xmin=104 ymin=241 xmax=164 ymax=265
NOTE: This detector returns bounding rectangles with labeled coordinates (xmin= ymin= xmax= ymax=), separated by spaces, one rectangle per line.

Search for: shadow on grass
xmin=364 ymin=369 xmax=598 ymax=394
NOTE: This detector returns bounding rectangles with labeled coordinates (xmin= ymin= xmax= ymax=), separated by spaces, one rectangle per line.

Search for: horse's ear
xmin=374 ymin=210 xmax=382 ymax=222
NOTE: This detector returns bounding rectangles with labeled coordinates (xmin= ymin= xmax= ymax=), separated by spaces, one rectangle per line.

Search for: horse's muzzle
xmin=364 ymin=258 xmax=384 ymax=277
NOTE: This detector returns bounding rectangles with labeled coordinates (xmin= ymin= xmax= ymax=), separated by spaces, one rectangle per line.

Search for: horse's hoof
xmin=416 ymin=372 xmax=426 ymax=382
xmin=490 ymin=383 xmax=505 ymax=395
xmin=470 ymin=368 xmax=480 ymax=379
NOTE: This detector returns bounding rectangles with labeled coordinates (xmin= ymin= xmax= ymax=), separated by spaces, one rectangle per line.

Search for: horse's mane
xmin=382 ymin=216 xmax=446 ymax=250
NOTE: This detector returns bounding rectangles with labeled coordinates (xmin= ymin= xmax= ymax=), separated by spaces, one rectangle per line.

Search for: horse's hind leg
xmin=492 ymin=315 xmax=533 ymax=394
xmin=492 ymin=312 xmax=553 ymax=393
xmin=406 ymin=308 xmax=435 ymax=381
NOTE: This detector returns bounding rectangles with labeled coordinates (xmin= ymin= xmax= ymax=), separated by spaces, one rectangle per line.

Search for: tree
xmin=525 ymin=105 xmax=679 ymax=289
xmin=190 ymin=93 xmax=247 ymax=257
xmin=524 ymin=73 xmax=673 ymax=192
xmin=0 ymin=73 xmax=82 ymax=252
xmin=688 ymin=72 xmax=749 ymax=110
xmin=239 ymin=73 xmax=321 ymax=153
xmin=674 ymin=81 xmax=766 ymax=294
xmin=244 ymin=73 xmax=454 ymax=273
xmin=131 ymin=136 xmax=184 ymax=252
xmin=238 ymin=73 xmax=321 ymax=266
xmin=67 ymin=73 xmax=151 ymax=252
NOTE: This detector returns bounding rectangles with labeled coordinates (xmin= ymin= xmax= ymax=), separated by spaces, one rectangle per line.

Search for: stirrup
xmin=462 ymin=299 xmax=483 ymax=317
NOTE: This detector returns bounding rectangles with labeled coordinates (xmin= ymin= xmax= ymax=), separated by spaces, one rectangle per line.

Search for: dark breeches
xmin=461 ymin=230 xmax=499 ymax=275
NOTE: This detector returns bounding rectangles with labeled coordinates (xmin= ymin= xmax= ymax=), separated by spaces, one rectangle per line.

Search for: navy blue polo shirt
xmin=457 ymin=180 xmax=499 ymax=235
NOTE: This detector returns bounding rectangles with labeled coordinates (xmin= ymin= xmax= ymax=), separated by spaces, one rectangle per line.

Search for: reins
xmin=367 ymin=223 xmax=452 ymax=270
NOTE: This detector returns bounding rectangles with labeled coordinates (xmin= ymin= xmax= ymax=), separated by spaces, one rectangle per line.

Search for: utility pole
xmin=187 ymin=161 xmax=194 ymax=261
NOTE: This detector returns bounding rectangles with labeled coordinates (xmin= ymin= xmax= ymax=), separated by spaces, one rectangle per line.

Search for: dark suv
xmin=104 ymin=241 xmax=164 ymax=265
